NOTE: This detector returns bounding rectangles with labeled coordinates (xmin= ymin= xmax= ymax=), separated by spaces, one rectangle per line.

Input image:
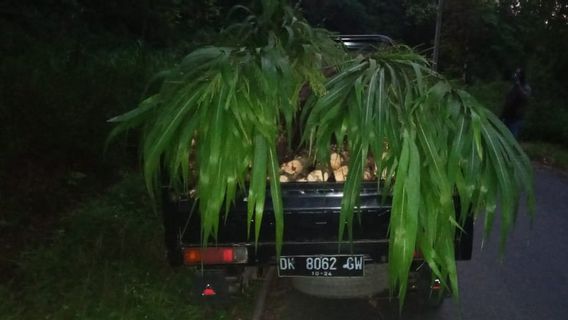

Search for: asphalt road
xmin=261 ymin=166 xmax=568 ymax=320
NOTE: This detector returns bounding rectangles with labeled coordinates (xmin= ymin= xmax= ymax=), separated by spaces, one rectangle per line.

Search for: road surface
xmin=261 ymin=166 xmax=568 ymax=320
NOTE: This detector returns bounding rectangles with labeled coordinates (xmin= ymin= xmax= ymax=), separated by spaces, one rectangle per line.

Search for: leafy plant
xmin=108 ymin=0 xmax=342 ymax=253
xmin=0 ymin=173 xmax=250 ymax=319
xmin=302 ymin=47 xmax=535 ymax=303
xmin=109 ymin=0 xmax=535 ymax=305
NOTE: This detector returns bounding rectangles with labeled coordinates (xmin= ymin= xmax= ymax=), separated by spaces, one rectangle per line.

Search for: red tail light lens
xmin=183 ymin=247 xmax=248 ymax=265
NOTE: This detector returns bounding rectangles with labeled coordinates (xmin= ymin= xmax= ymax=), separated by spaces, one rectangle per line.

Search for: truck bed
xmin=161 ymin=182 xmax=473 ymax=267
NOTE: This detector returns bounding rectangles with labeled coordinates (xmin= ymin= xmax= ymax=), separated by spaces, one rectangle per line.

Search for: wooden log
xmin=363 ymin=169 xmax=374 ymax=181
xmin=341 ymin=150 xmax=350 ymax=165
xmin=334 ymin=165 xmax=349 ymax=182
xmin=280 ymin=156 xmax=310 ymax=179
xmin=330 ymin=152 xmax=343 ymax=170
xmin=307 ymin=169 xmax=329 ymax=182
xmin=280 ymin=159 xmax=304 ymax=175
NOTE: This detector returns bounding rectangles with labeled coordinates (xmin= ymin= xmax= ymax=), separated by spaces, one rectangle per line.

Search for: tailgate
xmin=173 ymin=182 xmax=391 ymax=243
xmin=161 ymin=182 xmax=472 ymax=265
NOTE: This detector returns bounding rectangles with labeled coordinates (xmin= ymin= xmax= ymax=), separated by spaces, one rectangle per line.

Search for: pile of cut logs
xmin=279 ymin=151 xmax=378 ymax=183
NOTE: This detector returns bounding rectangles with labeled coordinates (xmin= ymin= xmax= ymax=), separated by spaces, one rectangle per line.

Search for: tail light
xmin=183 ymin=246 xmax=248 ymax=265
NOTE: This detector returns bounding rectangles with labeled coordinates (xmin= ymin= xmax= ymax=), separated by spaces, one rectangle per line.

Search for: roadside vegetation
xmin=0 ymin=173 xmax=256 ymax=319
xmin=466 ymin=80 xmax=568 ymax=171
xmin=521 ymin=142 xmax=568 ymax=173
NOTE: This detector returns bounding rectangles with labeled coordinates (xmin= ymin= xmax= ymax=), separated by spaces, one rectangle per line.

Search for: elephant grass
xmin=109 ymin=0 xmax=535 ymax=306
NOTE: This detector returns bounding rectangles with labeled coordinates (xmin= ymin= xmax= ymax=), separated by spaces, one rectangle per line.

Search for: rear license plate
xmin=278 ymin=255 xmax=364 ymax=277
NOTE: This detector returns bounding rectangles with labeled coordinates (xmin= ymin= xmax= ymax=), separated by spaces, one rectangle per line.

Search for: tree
xmin=433 ymin=0 xmax=445 ymax=71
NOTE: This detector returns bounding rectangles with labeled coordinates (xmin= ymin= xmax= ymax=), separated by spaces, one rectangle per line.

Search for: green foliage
xmin=300 ymin=0 xmax=435 ymax=44
xmin=0 ymin=0 xmax=225 ymax=48
xmin=302 ymin=48 xmax=535 ymax=305
xmin=440 ymin=0 xmax=523 ymax=79
xmin=109 ymin=0 xmax=342 ymax=252
xmin=521 ymin=142 xmax=568 ymax=172
xmin=110 ymin=0 xmax=535 ymax=306
xmin=524 ymin=105 xmax=568 ymax=146
xmin=466 ymin=80 xmax=568 ymax=147
xmin=0 ymin=173 xmax=252 ymax=319
xmin=523 ymin=55 xmax=568 ymax=146
xmin=464 ymin=80 xmax=509 ymax=114
xmin=0 ymin=34 xmax=176 ymax=233
xmin=0 ymin=0 xmax=195 ymax=239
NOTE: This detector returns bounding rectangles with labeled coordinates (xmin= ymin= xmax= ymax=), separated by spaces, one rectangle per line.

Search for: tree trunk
xmin=433 ymin=0 xmax=445 ymax=71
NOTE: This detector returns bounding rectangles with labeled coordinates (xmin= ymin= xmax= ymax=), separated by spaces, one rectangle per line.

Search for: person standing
xmin=501 ymin=68 xmax=531 ymax=138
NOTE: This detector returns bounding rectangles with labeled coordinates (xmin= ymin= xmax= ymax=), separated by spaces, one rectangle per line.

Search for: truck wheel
xmin=424 ymin=291 xmax=445 ymax=308
xmin=291 ymin=263 xmax=389 ymax=298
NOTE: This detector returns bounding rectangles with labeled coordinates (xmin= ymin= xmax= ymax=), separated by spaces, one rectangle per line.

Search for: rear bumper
xmin=167 ymin=235 xmax=472 ymax=267
xmin=169 ymin=240 xmax=388 ymax=266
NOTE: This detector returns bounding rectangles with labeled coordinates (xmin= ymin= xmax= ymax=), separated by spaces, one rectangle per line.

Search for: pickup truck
xmin=160 ymin=35 xmax=474 ymax=305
